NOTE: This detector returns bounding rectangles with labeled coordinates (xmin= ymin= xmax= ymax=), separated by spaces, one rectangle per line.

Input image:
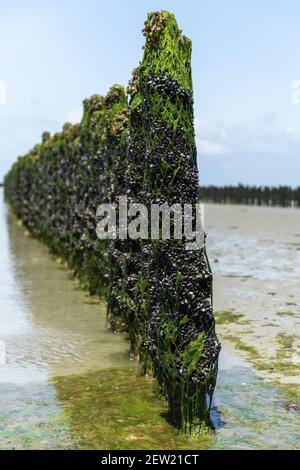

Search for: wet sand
xmin=206 ymin=203 xmax=300 ymax=386
xmin=0 ymin=194 xmax=299 ymax=449
xmin=0 ymin=211 xmax=130 ymax=384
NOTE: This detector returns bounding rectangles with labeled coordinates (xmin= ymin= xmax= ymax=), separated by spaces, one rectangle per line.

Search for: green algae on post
xmin=4 ymin=10 xmax=220 ymax=435
xmin=137 ymin=11 xmax=220 ymax=433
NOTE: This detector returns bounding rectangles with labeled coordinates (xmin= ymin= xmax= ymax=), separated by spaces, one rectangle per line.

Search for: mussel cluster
xmin=4 ymin=11 xmax=220 ymax=434
xmin=131 ymin=11 xmax=220 ymax=432
xmin=5 ymin=86 xmax=128 ymax=305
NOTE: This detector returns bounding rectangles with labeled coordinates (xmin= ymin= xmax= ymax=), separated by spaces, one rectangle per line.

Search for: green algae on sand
xmin=4 ymin=10 xmax=220 ymax=435
xmin=215 ymin=310 xmax=244 ymax=324
xmin=53 ymin=367 xmax=214 ymax=450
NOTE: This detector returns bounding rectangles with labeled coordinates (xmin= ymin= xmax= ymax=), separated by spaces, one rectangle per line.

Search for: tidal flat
xmin=0 ymin=194 xmax=299 ymax=449
xmin=206 ymin=203 xmax=300 ymax=396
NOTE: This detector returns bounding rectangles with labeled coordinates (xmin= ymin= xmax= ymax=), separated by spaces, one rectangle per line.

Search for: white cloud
xmin=286 ymin=126 xmax=300 ymax=141
xmin=291 ymin=80 xmax=300 ymax=105
xmin=66 ymin=106 xmax=83 ymax=124
xmin=195 ymin=118 xmax=230 ymax=141
xmin=195 ymin=115 xmax=300 ymax=159
xmin=195 ymin=118 xmax=231 ymax=155
xmin=196 ymin=138 xmax=230 ymax=156
xmin=0 ymin=80 xmax=7 ymax=105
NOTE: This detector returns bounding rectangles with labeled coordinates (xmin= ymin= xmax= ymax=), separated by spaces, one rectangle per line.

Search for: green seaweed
xmin=255 ymin=361 xmax=300 ymax=375
xmin=4 ymin=11 xmax=219 ymax=435
xmin=224 ymin=335 xmax=260 ymax=358
xmin=275 ymin=333 xmax=296 ymax=359
xmin=215 ymin=310 xmax=244 ymax=324
xmin=135 ymin=10 xmax=220 ymax=433
xmin=276 ymin=310 xmax=296 ymax=317
xmin=53 ymin=368 xmax=214 ymax=450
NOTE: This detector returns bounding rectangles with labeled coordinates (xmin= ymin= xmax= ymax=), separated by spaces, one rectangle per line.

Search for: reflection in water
xmin=0 ymin=192 xmax=299 ymax=449
xmin=0 ymin=192 xmax=130 ymax=449
xmin=1 ymin=199 xmax=130 ymax=383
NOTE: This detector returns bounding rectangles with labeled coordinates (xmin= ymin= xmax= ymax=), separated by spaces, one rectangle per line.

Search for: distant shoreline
xmin=200 ymin=185 xmax=300 ymax=208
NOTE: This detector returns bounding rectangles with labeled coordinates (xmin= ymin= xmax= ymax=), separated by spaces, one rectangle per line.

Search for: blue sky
xmin=1 ymin=0 xmax=300 ymax=185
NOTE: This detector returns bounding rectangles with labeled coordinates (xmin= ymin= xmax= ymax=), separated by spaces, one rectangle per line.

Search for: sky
xmin=0 ymin=0 xmax=300 ymax=186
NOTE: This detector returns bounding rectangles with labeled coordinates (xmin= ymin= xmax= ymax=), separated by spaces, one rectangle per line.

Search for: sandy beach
xmin=0 ymin=195 xmax=299 ymax=449
xmin=206 ymin=203 xmax=300 ymax=388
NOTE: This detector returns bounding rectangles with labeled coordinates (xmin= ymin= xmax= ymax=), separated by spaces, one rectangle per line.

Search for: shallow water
xmin=213 ymin=353 xmax=299 ymax=449
xmin=0 ymin=200 xmax=130 ymax=384
xmin=0 ymin=193 xmax=299 ymax=449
